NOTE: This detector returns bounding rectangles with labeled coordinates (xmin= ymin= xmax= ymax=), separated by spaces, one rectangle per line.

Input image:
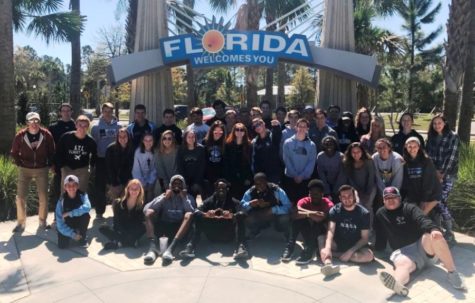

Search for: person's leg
xmin=36 ymin=167 xmax=50 ymax=226
xmin=420 ymin=233 xmax=455 ymax=272
xmin=282 ymin=217 xmax=302 ymax=262
xmin=143 ymin=210 xmax=159 ymax=264
xmin=163 ymin=213 xmax=194 ymax=261
xmin=15 ymin=167 xmax=33 ymax=229
xmin=57 ymin=231 xmax=70 ymax=249
xmin=296 ymin=219 xmax=316 ymax=264
xmin=349 ymin=247 xmax=374 ymax=263
xmin=94 ymin=158 xmax=107 ymax=217
xmin=379 ymin=254 xmax=414 ymax=296
xmin=273 ymin=213 xmax=291 ymax=239
xmin=233 ymin=211 xmax=249 ymax=259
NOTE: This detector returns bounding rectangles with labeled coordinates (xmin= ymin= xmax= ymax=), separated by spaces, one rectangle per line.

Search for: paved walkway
xmin=1 ymin=208 xmax=474 ymax=303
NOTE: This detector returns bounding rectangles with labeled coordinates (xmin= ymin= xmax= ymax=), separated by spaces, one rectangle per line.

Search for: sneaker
xmin=12 ymin=224 xmax=25 ymax=233
xmin=178 ymin=243 xmax=195 ymax=259
xmin=37 ymin=222 xmax=51 ymax=231
xmin=233 ymin=244 xmax=249 ymax=260
xmin=321 ymin=263 xmax=341 ymax=277
xmin=295 ymin=250 xmax=313 ymax=265
xmin=162 ymin=249 xmax=174 ymax=262
xmin=379 ymin=271 xmax=409 ymax=296
xmin=95 ymin=214 xmax=104 ymax=221
xmin=448 ymin=271 xmax=467 ymax=291
xmin=144 ymin=249 xmax=158 ymax=265
xmin=280 ymin=245 xmax=294 ymax=263
xmin=104 ymin=241 xmax=119 ymax=250
xmin=77 ymin=238 xmax=89 ymax=248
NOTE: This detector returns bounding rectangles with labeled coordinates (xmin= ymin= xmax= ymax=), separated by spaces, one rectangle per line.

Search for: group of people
xmin=10 ymin=99 xmax=466 ymax=296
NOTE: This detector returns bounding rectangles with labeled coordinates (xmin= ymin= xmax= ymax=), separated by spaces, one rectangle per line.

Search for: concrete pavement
xmin=1 ymin=208 xmax=474 ymax=303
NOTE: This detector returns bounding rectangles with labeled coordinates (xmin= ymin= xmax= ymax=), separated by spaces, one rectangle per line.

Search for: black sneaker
xmin=295 ymin=250 xmax=313 ymax=265
xmin=104 ymin=241 xmax=119 ymax=250
xmin=280 ymin=245 xmax=294 ymax=263
xmin=12 ymin=224 xmax=25 ymax=233
xmin=178 ymin=243 xmax=195 ymax=259
xmin=77 ymin=238 xmax=89 ymax=248
xmin=233 ymin=244 xmax=249 ymax=260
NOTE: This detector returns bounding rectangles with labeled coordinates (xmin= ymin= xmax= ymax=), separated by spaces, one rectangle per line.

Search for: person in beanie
xmin=55 ymin=175 xmax=91 ymax=248
xmin=143 ymin=175 xmax=195 ymax=265
xmin=11 ymin=112 xmax=55 ymax=232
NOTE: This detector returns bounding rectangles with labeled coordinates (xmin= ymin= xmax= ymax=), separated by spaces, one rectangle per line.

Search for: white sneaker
xmin=448 ymin=271 xmax=467 ymax=291
xmin=321 ymin=263 xmax=340 ymax=277
xmin=379 ymin=271 xmax=409 ymax=296
xmin=162 ymin=249 xmax=174 ymax=262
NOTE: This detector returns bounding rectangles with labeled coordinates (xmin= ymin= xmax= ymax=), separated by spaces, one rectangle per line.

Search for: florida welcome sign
xmin=109 ymin=18 xmax=380 ymax=87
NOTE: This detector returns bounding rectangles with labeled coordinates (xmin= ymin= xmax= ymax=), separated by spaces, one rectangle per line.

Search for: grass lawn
xmin=380 ymin=113 xmax=432 ymax=133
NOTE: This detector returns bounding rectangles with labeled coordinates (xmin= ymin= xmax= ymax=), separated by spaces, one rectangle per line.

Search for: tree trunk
xmin=277 ymin=62 xmax=286 ymax=107
xmin=458 ymin=0 xmax=475 ymax=143
xmin=0 ymin=0 xmax=15 ymax=154
xmin=70 ymin=0 xmax=81 ymax=118
xmin=186 ymin=63 xmax=196 ymax=107
xmin=265 ymin=68 xmax=274 ymax=105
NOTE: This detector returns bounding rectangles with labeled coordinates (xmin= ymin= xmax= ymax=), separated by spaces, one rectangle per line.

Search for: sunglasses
xmin=235 ymin=128 xmax=245 ymax=132
xmin=252 ymin=122 xmax=263 ymax=128
xmin=28 ymin=119 xmax=40 ymax=124
xmin=162 ymin=137 xmax=173 ymax=141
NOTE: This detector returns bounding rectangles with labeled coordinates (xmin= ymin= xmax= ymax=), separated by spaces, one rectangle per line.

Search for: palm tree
xmin=0 ymin=0 xmax=15 ymax=154
xmin=0 ymin=0 xmax=83 ymax=153
xmin=395 ymin=0 xmax=443 ymax=109
xmin=69 ymin=0 xmax=81 ymax=118
xmin=443 ymin=0 xmax=471 ymax=131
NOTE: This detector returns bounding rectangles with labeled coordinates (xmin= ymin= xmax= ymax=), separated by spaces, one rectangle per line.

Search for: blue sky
xmin=13 ymin=0 xmax=449 ymax=66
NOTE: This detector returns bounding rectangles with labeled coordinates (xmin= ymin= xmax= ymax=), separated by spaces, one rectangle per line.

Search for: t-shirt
xmin=297 ymin=196 xmax=334 ymax=213
xmin=26 ymin=132 xmax=40 ymax=150
xmin=328 ymin=203 xmax=370 ymax=251
xmin=186 ymin=123 xmax=209 ymax=144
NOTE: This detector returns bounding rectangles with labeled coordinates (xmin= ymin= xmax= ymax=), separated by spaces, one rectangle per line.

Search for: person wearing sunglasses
xmin=155 ymin=130 xmax=179 ymax=193
xmin=11 ymin=112 xmax=55 ymax=233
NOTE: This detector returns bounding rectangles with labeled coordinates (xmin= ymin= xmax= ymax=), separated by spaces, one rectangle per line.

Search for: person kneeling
xmin=55 ymin=175 xmax=91 ymax=249
xmin=143 ymin=175 xmax=195 ymax=265
xmin=320 ymin=185 xmax=374 ymax=277
xmin=376 ymin=187 xmax=466 ymax=297
xmin=99 ymin=179 xmax=146 ymax=250
xmin=179 ymin=179 xmax=248 ymax=260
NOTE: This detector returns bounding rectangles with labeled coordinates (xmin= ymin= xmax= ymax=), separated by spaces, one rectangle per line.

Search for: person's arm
xmin=406 ymin=203 xmax=440 ymax=233
xmin=10 ymin=134 xmax=21 ymax=165
xmin=55 ymin=199 xmax=76 ymax=239
xmin=240 ymin=190 xmax=259 ymax=212
xmin=69 ymin=193 xmax=92 ymax=217
xmin=340 ymin=229 xmax=370 ymax=262
xmin=271 ymin=121 xmax=282 ymax=147
xmin=282 ymin=141 xmax=297 ymax=177
xmin=89 ymin=138 xmax=97 ymax=168
xmin=317 ymin=155 xmax=331 ymax=195
xmin=271 ymin=188 xmax=292 ymax=215
xmin=322 ymin=220 xmax=336 ymax=261
xmin=302 ymin=142 xmax=317 ymax=179
xmin=297 ymin=206 xmax=327 ymax=222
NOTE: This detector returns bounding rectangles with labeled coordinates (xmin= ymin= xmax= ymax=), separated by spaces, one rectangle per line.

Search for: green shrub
xmin=0 ymin=155 xmax=18 ymax=221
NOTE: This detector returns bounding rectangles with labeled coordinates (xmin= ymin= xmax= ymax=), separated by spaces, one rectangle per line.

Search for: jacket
xmin=55 ymin=191 xmax=91 ymax=238
xmin=10 ymin=127 xmax=55 ymax=169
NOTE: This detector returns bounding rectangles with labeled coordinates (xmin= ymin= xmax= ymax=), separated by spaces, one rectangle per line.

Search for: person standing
xmin=127 ymin=104 xmax=156 ymax=149
xmin=91 ymin=103 xmax=122 ymax=219
xmin=132 ymin=133 xmax=157 ymax=203
xmin=153 ymin=108 xmax=183 ymax=146
xmin=185 ymin=107 xmax=210 ymax=144
xmin=11 ymin=112 xmax=55 ymax=232
xmin=390 ymin=112 xmax=424 ymax=155
xmin=49 ymin=103 xmax=76 ymax=204
xmin=56 ymin=115 xmax=97 ymax=198
xmin=251 ymin=118 xmax=282 ymax=184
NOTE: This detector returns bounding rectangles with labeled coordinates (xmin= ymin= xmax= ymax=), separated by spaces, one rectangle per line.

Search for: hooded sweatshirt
xmin=91 ymin=117 xmax=122 ymax=158
xmin=283 ymin=135 xmax=316 ymax=179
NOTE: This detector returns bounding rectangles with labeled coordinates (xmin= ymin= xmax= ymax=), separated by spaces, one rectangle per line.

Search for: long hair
xmin=343 ymin=142 xmax=371 ymax=169
xmin=158 ymin=130 xmax=177 ymax=154
xmin=355 ymin=107 xmax=372 ymax=129
xmin=427 ymin=113 xmax=451 ymax=139
xmin=204 ymin=120 xmax=226 ymax=149
xmin=182 ymin=129 xmax=197 ymax=150
xmin=120 ymin=179 xmax=145 ymax=210
xmin=398 ymin=112 xmax=414 ymax=131
xmin=115 ymin=127 xmax=132 ymax=150
xmin=139 ymin=133 xmax=154 ymax=154
xmin=403 ymin=140 xmax=428 ymax=162
xmin=225 ymin=123 xmax=251 ymax=161
xmin=368 ymin=115 xmax=386 ymax=139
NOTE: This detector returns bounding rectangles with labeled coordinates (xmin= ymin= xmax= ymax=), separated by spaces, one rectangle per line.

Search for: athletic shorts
xmin=390 ymin=239 xmax=436 ymax=270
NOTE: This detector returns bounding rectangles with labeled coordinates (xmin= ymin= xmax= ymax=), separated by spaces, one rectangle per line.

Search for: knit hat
xmin=169 ymin=175 xmax=186 ymax=188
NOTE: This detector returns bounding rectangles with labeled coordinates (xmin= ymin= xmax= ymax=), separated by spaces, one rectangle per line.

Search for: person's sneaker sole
xmin=379 ymin=271 xmax=409 ymax=296
xmin=321 ymin=264 xmax=340 ymax=277
xmin=296 ymin=258 xmax=312 ymax=265
xmin=233 ymin=251 xmax=249 ymax=260
xmin=179 ymin=251 xmax=195 ymax=259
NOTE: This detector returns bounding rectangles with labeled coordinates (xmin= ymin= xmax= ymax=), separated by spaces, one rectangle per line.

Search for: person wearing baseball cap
xmin=10 ymin=112 xmax=55 ymax=233
xmin=376 ymin=186 xmax=466 ymax=296
xmin=54 ymin=174 xmax=91 ymax=249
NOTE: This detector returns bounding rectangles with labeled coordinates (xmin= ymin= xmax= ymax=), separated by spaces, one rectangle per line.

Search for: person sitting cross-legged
xmin=240 ymin=173 xmax=292 ymax=241
xmin=179 ymin=179 xmax=249 ymax=260
xmin=99 ymin=179 xmax=146 ymax=250
xmin=319 ymin=185 xmax=374 ymax=277
xmin=281 ymin=179 xmax=334 ymax=264
xmin=143 ymin=175 xmax=195 ymax=265
xmin=55 ymin=175 xmax=91 ymax=249
xmin=376 ymin=186 xmax=466 ymax=297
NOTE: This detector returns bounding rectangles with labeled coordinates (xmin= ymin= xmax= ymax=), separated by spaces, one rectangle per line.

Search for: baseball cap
xmin=304 ymin=105 xmax=314 ymax=112
xmin=26 ymin=112 xmax=41 ymax=122
xmin=383 ymin=186 xmax=400 ymax=198
xmin=64 ymin=175 xmax=79 ymax=186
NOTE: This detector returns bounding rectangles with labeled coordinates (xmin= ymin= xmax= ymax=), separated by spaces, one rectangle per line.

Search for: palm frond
xmin=26 ymin=12 xmax=85 ymax=44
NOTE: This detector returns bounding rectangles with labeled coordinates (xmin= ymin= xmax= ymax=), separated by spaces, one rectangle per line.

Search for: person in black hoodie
xmin=99 ymin=179 xmax=145 ymax=249
xmin=179 ymin=179 xmax=249 ymax=260
xmin=401 ymin=137 xmax=441 ymax=217
xmin=251 ymin=118 xmax=282 ymax=184
xmin=391 ymin=112 xmax=425 ymax=155
xmin=177 ymin=130 xmax=206 ymax=198
xmin=376 ymin=187 xmax=466 ymax=297
xmin=153 ymin=108 xmax=183 ymax=146
xmin=105 ymin=128 xmax=135 ymax=202
xmin=203 ymin=120 xmax=226 ymax=196
xmin=335 ymin=111 xmax=358 ymax=152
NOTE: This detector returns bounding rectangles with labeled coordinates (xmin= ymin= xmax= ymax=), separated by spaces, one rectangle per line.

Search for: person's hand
xmin=271 ymin=120 xmax=280 ymax=127
xmin=164 ymin=189 xmax=173 ymax=199
xmin=321 ymin=247 xmax=332 ymax=261
xmin=73 ymin=233 xmax=82 ymax=241
xmin=62 ymin=212 xmax=71 ymax=219
xmin=206 ymin=210 xmax=216 ymax=218
xmin=249 ymin=199 xmax=260 ymax=208
xmin=180 ymin=189 xmax=188 ymax=199
xmin=431 ymin=229 xmax=444 ymax=240
xmin=339 ymin=250 xmax=353 ymax=262
xmin=222 ymin=210 xmax=233 ymax=219
xmin=258 ymin=199 xmax=270 ymax=208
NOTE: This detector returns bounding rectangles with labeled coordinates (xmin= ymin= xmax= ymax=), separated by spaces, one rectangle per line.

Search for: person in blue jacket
xmin=55 ymin=175 xmax=91 ymax=249
xmin=241 ymin=173 xmax=292 ymax=239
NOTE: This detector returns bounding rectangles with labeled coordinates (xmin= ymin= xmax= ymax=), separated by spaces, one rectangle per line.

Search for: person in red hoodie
xmin=11 ymin=112 xmax=55 ymax=233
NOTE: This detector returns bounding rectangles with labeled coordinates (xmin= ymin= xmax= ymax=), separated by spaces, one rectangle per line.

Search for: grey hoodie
xmin=91 ymin=117 xmax=122 ymax=157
